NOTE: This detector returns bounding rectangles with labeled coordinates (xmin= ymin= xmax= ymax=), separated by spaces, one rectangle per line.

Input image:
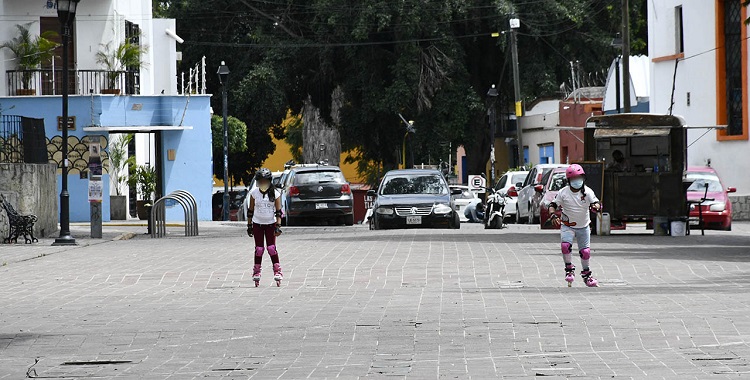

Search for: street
xmin=1 ymin=223 xmax=749 ymax=379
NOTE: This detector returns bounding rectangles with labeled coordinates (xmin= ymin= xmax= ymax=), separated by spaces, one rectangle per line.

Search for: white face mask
xmin=259 ymin=184 xmax=270 ymax=192
xmin=570 ymin=178 xmax=584 ymax=190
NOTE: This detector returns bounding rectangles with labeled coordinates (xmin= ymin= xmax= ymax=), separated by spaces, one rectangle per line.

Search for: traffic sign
xmin=468 ymin=175 xmax=486 ymax=193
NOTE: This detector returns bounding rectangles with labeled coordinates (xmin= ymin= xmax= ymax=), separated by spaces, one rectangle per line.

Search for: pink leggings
xmin=252 ymin=223 xmax=279 ymax=265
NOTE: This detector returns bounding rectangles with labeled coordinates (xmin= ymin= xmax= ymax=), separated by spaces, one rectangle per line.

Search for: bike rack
xmin=150 ymin=190 xmax=199 ymax=238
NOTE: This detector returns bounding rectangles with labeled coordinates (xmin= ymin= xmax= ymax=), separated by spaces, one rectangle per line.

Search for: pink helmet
xmin=566 ymin=164 xmax=585 ymax=179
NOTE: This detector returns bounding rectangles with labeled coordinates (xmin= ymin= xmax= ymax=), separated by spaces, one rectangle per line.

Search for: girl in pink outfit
xmin=547 ymin=164 xmax=601 ymax=287
xmin=247 ymin=168 xmax=283 ymax=286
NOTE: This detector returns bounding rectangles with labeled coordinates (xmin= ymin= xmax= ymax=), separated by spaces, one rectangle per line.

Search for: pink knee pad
xmin=561 ymin=242 xmax=572 ymax=255
xmin=267 ymin=245 xmax=278 ymax=256
xmin=255 ymin=246 xmax=264 ymax=257
xmin=579 ymin=248 xmax=591 ymax=260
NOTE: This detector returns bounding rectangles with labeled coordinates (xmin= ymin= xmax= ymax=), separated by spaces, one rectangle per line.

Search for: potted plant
xmin=108 ymin=133 xmax=135 ymax=220
xmin=0 ymin=23 xmax=57 ymax=95
xmin=128 ymin=164 xmax=157 ymax=220
xmin=95 ymin=39 xmax=148 ymax=95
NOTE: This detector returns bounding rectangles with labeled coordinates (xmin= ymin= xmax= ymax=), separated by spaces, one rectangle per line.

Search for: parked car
xmin=280 ymin=165 xmax=354 ymax=226
xmin=685 ymin=167 xmax=736 ymax=231
xmin=538 ymin=167 xmax=569 ymax=229
xmin=451 ymin=185 xmax=479 ymax=222
xmin=516 ymin=163 xmax=567 ymax=223
xmin=240 ymin=171 xmax=284 ymax=221
xmin=369 ymin=169 xmax=461 ymax=229
xmin=494 ymin=170 xmax=529 ymax=222
xmin=212 ymin=190 xmax=247 ymax=221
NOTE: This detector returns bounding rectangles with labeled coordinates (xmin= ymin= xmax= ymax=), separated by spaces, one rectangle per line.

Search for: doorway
xmin=40 ymin=17 xmax=75 ymax=95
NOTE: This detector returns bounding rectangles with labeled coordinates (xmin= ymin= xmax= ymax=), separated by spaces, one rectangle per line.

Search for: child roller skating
xmin=547 ymin=164 xmax=601 ymax=287
xmin=247 ymin=168 xmax=284 ymax=287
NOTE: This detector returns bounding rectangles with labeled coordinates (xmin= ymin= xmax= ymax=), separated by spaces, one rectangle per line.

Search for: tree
xmin=166 ymin=0 xmax=648 ymax=181
xmin=211 ymin=115 xmax=248 ymax=185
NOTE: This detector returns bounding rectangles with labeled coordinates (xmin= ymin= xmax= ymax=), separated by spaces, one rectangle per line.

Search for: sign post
xmin=88 ymin=138 xmax=103 ymax=238
xmin=468 ymin=175 xmax=487 ymax=194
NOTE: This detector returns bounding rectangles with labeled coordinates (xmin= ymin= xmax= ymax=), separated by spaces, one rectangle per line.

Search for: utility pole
xmin=509 ymin=17 xmax=524 ymax=167
xmin=622 ymin=0 xmax=631 ymax=113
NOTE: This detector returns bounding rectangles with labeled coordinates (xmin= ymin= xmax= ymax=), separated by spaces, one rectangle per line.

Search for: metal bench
xmin=0 ymin=194 xmax=38 ymax=244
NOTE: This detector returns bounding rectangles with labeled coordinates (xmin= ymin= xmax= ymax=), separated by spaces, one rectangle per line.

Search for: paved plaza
xmin=1 ymin=222 xmax=749 ymax=379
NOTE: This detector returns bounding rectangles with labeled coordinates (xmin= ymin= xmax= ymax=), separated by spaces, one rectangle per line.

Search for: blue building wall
xmin=0 ymin=94 xmax=213 ymax=222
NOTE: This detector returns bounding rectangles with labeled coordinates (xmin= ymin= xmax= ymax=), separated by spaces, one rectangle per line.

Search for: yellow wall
xmin=260 ymin=136 xmax=362 ymax=183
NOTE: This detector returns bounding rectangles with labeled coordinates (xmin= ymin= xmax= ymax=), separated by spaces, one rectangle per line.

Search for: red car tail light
xmin=507 ymin=186 xmax=518 ymax=197
xmin=341 ymin=183 xmax=351 ymax=194
xmin=289 ymin=186 xmax=300 ymax=197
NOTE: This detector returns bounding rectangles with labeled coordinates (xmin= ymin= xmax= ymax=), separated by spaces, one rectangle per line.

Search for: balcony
xmin=5 ymin=69 xmax=140 ymax=96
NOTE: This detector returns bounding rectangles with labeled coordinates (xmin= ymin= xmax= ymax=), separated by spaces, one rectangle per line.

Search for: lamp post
xmin=53 ymin=0 xmax=80 ymax=246
xmin=509 ymin=17 xmax=524 ymax=168
xmin=217 ymin=61 xmax=230 ymax=221
xmin=487 ymin=84 xmax=498 ymax=187
xmin=397 ymin=114 xmax=415 ymax=169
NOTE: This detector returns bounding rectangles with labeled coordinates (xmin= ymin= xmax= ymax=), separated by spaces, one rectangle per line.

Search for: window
xmin=495 ymin=175 xmax=507 ymax=190
xmin=523 ymin=146 xmax=529 ymax=165
xmin=539 ymin=144 xmax=554 ymax=164
xmin=675 ymin=6 xmax=684 ymax=54
xmin=716 ymin=0 xmax=748 ymax=140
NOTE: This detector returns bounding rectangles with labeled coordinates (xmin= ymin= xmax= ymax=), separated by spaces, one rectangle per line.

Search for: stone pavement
xmin=0 ymin=221 xmax=749 ymax=379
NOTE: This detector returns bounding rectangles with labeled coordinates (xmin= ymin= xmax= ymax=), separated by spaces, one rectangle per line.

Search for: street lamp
xmin=52 ymin=0 xmax=80 ymax=246
xmin=487 ymin=84 xmax=498 ymax=187
xmin=217 ymin=61 xmax=230 ymax=221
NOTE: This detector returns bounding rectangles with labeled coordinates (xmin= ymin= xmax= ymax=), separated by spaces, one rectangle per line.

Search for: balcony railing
xmin=6 ymin=69 xmax=140 ymax=96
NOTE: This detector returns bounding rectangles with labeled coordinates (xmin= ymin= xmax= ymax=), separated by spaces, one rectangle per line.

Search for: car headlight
xmin=376 ymin=207 xmax=394 ymax=215
xmin=432 ymin=203 xmax=453 ymax=214
xmin=709 ymin=203 xmax=726 ymax=212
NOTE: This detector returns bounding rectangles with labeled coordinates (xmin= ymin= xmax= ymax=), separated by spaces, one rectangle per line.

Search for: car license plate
xmin=406 ymin=216 xmax=422 ymax=225
xmin=316 ymin=203 xmax=328 ymax=209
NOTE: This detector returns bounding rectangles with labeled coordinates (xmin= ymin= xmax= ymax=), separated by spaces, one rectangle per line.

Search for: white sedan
xmin=450 ymin=186 xmax=479 ymax=222
xmin=494 ymin=170 xmax=529 ymax=221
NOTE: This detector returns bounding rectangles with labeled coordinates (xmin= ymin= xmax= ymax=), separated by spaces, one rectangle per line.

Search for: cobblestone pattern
xmin=0 ymin=224 xmax=749 ymax=378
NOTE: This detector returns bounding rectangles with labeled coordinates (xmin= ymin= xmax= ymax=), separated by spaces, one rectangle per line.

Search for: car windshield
xmin=686 ymin=173 xmax=723 ymax=192
xmin=512 ymin=173 xmax=527 ymax=185
xmin=294 ymin=170 xmax=346 ymax=185
xmin=381 ymin=174 xmax=448 ymax=195
xmin=452 ymin=188 xmax=474 ymax=199
xmin=548 ymin=173 xmax=568 ymax=191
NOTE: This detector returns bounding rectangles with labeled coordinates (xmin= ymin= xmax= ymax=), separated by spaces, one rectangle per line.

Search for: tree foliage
xmin=165 ymin=0 xmax=647 ymax=181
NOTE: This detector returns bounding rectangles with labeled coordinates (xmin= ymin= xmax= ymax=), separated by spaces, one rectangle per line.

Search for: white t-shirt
xmin=250 ymin=188 xmax=280 ymax=225
xmin=553 ymin=185 xmax=599 ymax=227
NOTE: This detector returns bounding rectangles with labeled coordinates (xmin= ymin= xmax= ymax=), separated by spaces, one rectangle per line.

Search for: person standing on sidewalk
xmin=247 ymin=168 xmax=284 ymax=286
xmin=547 ymin=164 xmax=601 ymax=287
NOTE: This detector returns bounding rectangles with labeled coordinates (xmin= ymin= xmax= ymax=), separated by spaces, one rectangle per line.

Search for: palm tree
xmin=95 ymin=39 xmax=148 ymax=92
xmin=0 ymin=23 xmax=58 ymax=90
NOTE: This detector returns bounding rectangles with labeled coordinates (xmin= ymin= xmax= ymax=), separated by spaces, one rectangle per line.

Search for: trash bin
xmin=596 ymin=212 xmax=611 ymax=236
xmin=653 ymin=216 xmax=669 ymax=236
xmin=670 ymin=220 xmax=686 ymax=237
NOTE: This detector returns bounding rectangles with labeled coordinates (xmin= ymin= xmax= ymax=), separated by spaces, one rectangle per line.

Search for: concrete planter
xmin=110 ymin=195 xmax=127 ymax=220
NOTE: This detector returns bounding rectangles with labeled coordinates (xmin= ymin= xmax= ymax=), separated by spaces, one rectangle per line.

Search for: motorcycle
xmin=484 ymin=187 xmax=507 ymax=229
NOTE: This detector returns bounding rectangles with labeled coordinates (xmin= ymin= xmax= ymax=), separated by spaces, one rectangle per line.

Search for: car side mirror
xmin=727 ymin=187 xmax=737 ymax=193
xmin=534 ymin=185 xmax=544 ymax=193
xmin=367 ymin=189 xmax=377 ymax=197
xmin=515 ymin=182 xmax=523 ymax=188
xmin=451 ymin=188 xmax=463 ymax=195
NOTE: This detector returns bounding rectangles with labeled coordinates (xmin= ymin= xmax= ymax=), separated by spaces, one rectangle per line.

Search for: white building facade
xmin=519 ymin=99 xmax=561 ymax=167
xmin=649 ymin=0 xmax=750 ymax=218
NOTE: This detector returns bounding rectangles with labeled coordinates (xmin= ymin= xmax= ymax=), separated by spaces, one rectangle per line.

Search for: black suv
xmin=280 ymin=165 xmax=354 ymax=226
